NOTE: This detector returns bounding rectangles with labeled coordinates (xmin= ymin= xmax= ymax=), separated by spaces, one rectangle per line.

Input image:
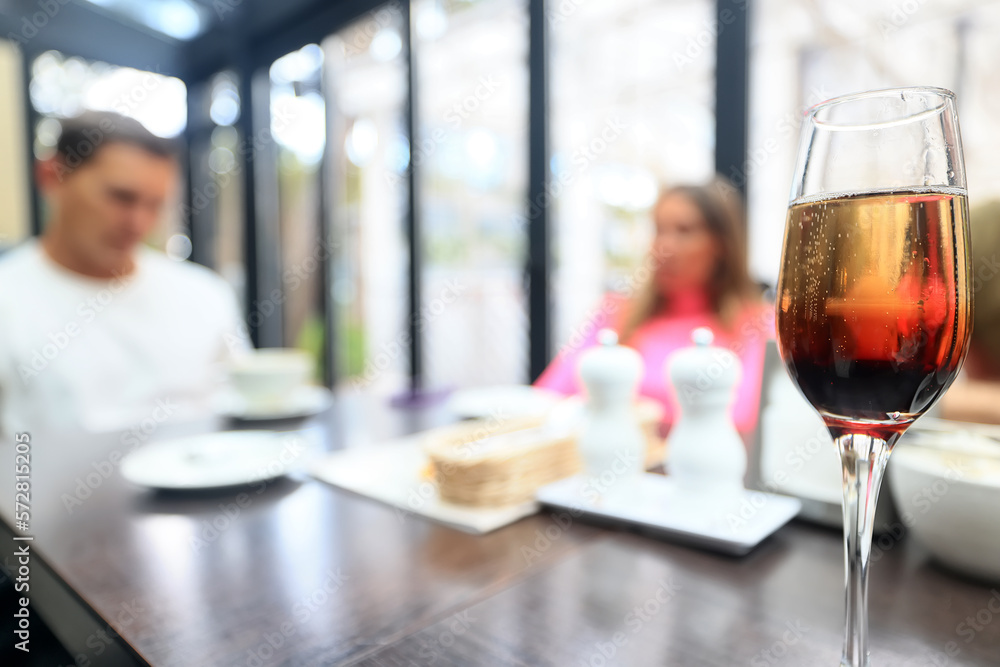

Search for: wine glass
xmin=776 ymin=87 xmax=972 ymax=666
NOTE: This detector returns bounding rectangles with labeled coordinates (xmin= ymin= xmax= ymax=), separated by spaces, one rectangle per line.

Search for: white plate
xmin=215 ymin=385 xmax=333 ymax=420
xmin=121 ymin=431 xmax=307 ymax=490
xmin=536 ymin=473 xmax=802 ymax=556
xmin=446 ymin=384 xmax=562 ymax=420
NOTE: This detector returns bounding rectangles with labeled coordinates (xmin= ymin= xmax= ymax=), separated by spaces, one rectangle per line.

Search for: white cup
xmin=229 ymin=349 xmax=313 ymax=408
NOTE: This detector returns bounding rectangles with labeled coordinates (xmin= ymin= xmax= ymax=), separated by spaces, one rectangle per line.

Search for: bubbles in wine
xmin=776 ymin=189 xmax=972 ymax=426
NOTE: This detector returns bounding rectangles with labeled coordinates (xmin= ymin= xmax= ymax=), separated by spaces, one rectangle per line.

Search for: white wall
xmin=0 ymin=40 xmax=30 ymax=247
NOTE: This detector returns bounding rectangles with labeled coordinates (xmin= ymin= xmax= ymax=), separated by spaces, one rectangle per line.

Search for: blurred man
xmin=0 ymin=111 xmax=247 ymax=434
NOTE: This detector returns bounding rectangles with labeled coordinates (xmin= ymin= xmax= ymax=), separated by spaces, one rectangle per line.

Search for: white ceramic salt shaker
xmin=665 ymin=327 xmax=747 ymax=500
xmin=576 ymin=330 xmax=646 ymax=486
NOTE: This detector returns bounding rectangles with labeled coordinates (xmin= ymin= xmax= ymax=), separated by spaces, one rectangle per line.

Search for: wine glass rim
xmin=806 ymin=86 xmax=956 ymax=130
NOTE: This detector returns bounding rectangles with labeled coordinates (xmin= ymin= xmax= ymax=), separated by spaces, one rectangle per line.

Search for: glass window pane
xmin=186 ymin=70 xmax=245 ymax=305
xmin=416 ymin=0 xmax=530 ymax=388
xmin=208 ymin=71 xmax=245 ymax=306
xmin=323 ymin=4 xmax=409 ymax=393
xmin=748 ymin=0 xmax=1000 ymax=287
xmin=269 ymin=45 xmax=326 ymax=369
xmin=751 ymin=0 xmax=1000 ymax=384
xmin=549 ymin=0 xmax=716 ymax=354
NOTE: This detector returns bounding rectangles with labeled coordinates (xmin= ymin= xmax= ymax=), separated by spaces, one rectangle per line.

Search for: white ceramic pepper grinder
xmin=665 ymin=327 xmax=747 ymax=502
xmin=577 ymin=329 xmax=646 ymax=488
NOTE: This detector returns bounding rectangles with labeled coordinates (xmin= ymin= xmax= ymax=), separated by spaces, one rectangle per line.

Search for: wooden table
xmin=1 ymin=396 xmax=998 ymax=666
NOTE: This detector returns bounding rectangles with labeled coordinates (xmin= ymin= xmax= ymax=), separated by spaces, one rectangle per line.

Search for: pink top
xmin=535 ymin=290 xmax=774 ymax=434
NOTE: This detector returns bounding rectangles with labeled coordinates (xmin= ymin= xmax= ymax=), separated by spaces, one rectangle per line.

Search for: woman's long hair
xmin=620 ymin=176 xmax=755 ymax=343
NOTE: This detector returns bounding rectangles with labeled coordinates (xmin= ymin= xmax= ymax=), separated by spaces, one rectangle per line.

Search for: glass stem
xmin=833 ymin=431 xmax=897 ymax=667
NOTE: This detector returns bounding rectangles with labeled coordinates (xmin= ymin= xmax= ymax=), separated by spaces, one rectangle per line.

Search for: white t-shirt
xmin=0 ymin=241 xmax=250 ymax=434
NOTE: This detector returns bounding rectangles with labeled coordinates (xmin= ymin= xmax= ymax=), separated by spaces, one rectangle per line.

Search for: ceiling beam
xmin=181 ymin=0 xmax=384 ymax=84
xmin=0 ymin=0 xmax=184 ymax=76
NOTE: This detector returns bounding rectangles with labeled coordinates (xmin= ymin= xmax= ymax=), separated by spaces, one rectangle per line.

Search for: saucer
xmin=215 ymin=385 xmax=333 ymax=420
xmin=121 ymin=431 xmax=309 ymax=490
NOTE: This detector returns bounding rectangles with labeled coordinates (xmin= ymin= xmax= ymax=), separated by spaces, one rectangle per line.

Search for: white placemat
xmin=309 ymin=436 xmax=538 ymax=534
xmin=537 ymin=473 xmax=802 ymax=555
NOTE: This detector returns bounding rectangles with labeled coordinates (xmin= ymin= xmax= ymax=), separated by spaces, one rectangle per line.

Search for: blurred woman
xmin=535 ymin=177 xmax=772 ymax=434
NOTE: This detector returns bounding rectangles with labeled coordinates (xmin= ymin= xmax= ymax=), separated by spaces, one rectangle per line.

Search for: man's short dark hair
xmin=55 ymin=111 xmax=178 ymax=170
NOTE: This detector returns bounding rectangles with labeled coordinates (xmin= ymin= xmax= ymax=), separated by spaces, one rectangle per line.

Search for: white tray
xmin=309 ymin=437 xmax=538 ymax=535
xmin=536 ymin=473 xmax=802 ymax=556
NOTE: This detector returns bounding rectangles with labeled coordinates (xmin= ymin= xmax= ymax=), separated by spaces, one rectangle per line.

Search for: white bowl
xmin=229 ymin=349 xmax=313 ymax=407
xmin=889 ymin=430 xmax=1000 ymax=582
